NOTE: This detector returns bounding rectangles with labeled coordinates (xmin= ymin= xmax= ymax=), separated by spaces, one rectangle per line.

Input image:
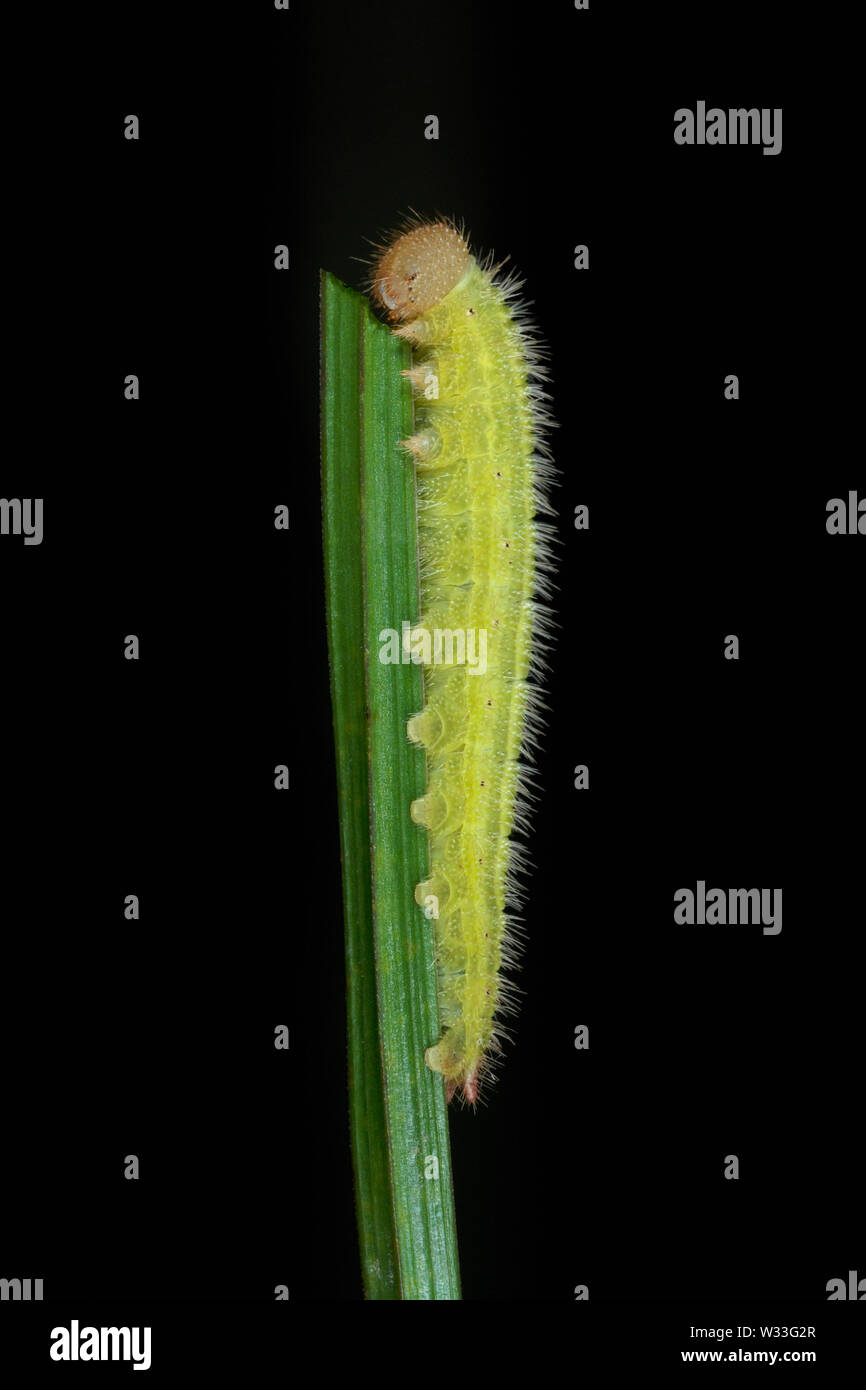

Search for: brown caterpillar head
xmin=371 ymin=220 xmax=471 ymax=322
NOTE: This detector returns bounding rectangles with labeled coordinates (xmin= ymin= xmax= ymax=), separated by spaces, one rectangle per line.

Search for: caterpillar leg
xmin=425 ymin=1027 xmax=480 ymax=1106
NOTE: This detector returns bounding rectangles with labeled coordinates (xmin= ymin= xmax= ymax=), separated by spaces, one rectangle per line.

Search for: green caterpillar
xmin=370 ymin=218 xmax=555 ymax=1104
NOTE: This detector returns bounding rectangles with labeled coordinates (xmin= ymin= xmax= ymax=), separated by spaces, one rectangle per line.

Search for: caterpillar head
xmin=371 ymin=220 xmax=471 ymax=322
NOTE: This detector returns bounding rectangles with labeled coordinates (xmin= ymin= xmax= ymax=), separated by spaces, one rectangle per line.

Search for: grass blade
xmin=321 ymin=272 xmax=461 ymax=1299
xmin=321 ymin=271 xmax=399 ymax=1299
xmin=359 ymin=304 xmax=461 ymax=1301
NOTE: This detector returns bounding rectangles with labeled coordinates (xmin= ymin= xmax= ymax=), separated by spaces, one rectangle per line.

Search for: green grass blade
xmin=321 ymin=271 xmax=399 ymax=1299
xmin=359 ymin=303 xmax=461 ymax=1301
xmin=321 ymin=270 xmax=461 ymax=1300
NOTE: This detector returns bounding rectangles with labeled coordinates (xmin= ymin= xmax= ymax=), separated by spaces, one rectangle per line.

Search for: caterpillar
xmin=369 ymin=217 xmax=556 ymax=1106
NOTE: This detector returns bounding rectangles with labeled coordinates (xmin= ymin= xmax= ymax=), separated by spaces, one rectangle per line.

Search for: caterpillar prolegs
xmin=370 ymin=219 xmax=556 ymax=1105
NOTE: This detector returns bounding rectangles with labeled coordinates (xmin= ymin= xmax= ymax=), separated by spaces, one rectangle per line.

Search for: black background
xmin=1 ymin=0 xmax=862 ymax=1369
